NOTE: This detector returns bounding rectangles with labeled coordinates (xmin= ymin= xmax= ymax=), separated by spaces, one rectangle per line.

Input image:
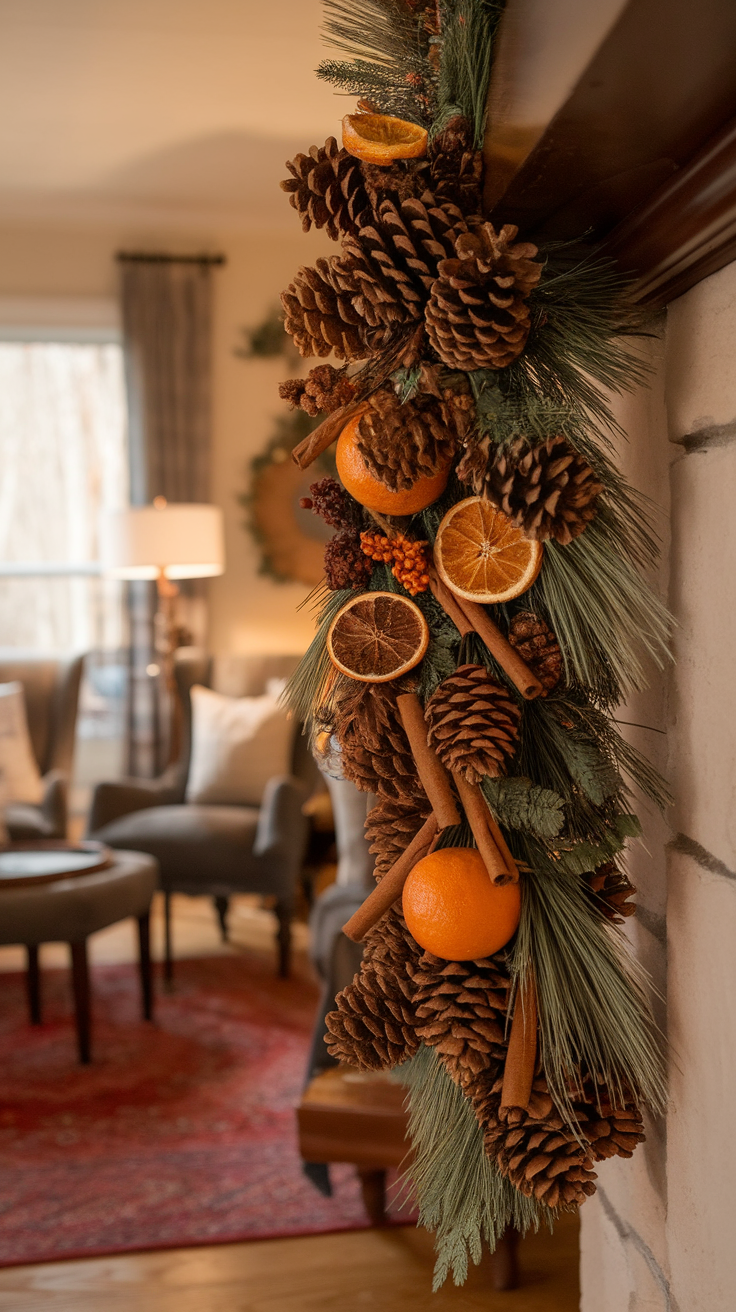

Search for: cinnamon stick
xmin=428 ymin=567 xmax=474 ymax=638
xmin=500 ymin=976 xmax=538 ymax=1112
xmin=452 ymin=594 xmax=544 ymax=701
xmin=397 ymin=692 xmax=461 ymax=830
xmin=291 ymin=401 xmax=365 ymax=470
xmin=453 ymin=772 xmax=516 ymax=885
xmin=342 ymin=813 xmax=439 ymax=942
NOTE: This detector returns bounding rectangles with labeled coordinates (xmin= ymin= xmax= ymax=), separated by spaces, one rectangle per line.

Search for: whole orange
xmin=402 ymin=847 xmax=521 ymax=960
xmin=336 ymin=413 xmax=450 ymax=514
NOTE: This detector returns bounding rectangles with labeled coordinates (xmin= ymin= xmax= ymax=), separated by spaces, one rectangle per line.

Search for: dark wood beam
xmin=483 ymin=0 xmax=736 ymax=304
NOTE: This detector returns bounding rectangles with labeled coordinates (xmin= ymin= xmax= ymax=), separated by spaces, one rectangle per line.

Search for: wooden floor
xmin=0 ymin=1214 xmax=579 ymax=1311
xmin=0 ymin=894 xmax=579 ymax=1310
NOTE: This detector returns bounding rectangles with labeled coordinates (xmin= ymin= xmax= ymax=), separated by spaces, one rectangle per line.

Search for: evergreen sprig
xmin=317 ymin=0 xmax=436 ymax=124
xmin=435 ymin=0 xmax=505 ymax=145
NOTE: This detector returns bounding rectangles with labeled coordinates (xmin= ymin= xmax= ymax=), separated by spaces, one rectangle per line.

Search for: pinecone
xmin=365 ymin=795 xmax=432 ymax=876
xmin=425 ymin=222 xmax=542 ymax=371
xmin=585 ymin=861 xmax=636 ymax=923
xmin=361 ymin=159 xmax=431 ymax=209
xmin=481 ymin=1073 xmax=599 ymax=1209
xmin=325 ymin=906 xmax=421 ymax=1069
xmin=281 ymin=137 xmax=370 ymax=241
xmin=425 ymin=665 xmax=521 ymax=784
xmin=407 ymin=950 xmax=511 ymax=1084
xmin=485 ymin=435 xmax=604 ymax=545
xmin=507 ymin=611 xmax=562 ymax=693
xmin=354 ymin=387 xmax=460 ymax=491
xmin=428 ymin=116 xmax=483 ymax=216
xmin=279 ymin=365 xmax=356 ymax=416
xmin=324 ymin=530 xmax=374 ymax=590
xmin=335 ymin=681 xmax=427 ymax=805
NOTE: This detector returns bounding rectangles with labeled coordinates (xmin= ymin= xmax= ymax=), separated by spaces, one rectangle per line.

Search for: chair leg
xmin=164 ymin=891 xmax=174 ymax=987
xmin=26 ymin=945 xmax=41 ymax=1025
xmin=358 ymin=1168 xmax=387 ymax=1226
xmin=70 ymin=940 xmax=91 ymax=1065
xmin=491 ymin=1225 xmax=520 ymax=1291
xmin=213 ymin=895 xmax=229 ymax=942
xmin=275 ymin=904 xmax=291 ymax=979
xmin=138 ymin=912 xmax=154 ymax=1021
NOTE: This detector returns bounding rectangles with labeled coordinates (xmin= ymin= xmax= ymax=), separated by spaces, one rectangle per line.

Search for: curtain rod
xmin=116 ymin=251 xmax=226 ymax=266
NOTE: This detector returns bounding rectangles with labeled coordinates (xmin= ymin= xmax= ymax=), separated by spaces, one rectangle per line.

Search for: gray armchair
xmin=0 ymin=651 xmax=84 ymax=841
xmin=88 ymin=653 xmax=317 ymax=978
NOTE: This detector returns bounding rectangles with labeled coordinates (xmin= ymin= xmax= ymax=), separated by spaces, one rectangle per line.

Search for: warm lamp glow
xmin=102 ymin=502 xmax=225 ymax=580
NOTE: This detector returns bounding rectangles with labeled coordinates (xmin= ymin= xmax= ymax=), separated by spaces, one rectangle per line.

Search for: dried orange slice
xmin=327 ymin=591 xmax=429 ymax=682
xmin=342 ymin=112 xmax=428 ymax=164
xmin=434 ymin=496 xmax=543 ymax=604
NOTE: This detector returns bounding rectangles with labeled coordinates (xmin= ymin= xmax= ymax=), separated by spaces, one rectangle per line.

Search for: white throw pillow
xmin=185 ymin=681 xmax=294 ymax=807
xmin=0 ymin=682 xmax=44 ymax=804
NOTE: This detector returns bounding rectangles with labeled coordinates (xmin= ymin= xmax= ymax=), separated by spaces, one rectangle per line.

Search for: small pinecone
xmin=281 ymin=258 xmax=379 ymax=360
xmin=425 ymin=664 xmax=521 ymax=785
xmin=406 ymin=950 xmax=511 ymax=1085
xmin=585 ymin=861 xmax=636 ymax=923
xmin=281 ymin=137 xmax=370 ymax=241
xmin=428 ymin=116 xmax=483 ymax=216
xmin=336 ymin=681 xmax=427 ymax=805
xmin=279 ymin=365 xmax=356 ymax=416
xmin=300 ymin=476 xmax=356 ymax=529
xmin=354 ymin=387 xmax=459 ymax=491
xmin=425 ymin=222 xmax=542 ymax=371
xmin=365 ymin=795 xmax=432 ymax=877
xmin=481 ymin=1073 xmax=599 ymax=1209
xmin=580 ymin=1086 xmax=646 ymax=1162
xmin=325 ymin=906 xmax=421 ymax=1069
xmin=508 ymin=611 xmax=562 ymax=693
xmin=361 ymin=159 xmax=431 ymax=209
xmin=323 ymin=530 xmax=373 ymax=590
xmin=485 ymin=435 xmax=604 ymax=545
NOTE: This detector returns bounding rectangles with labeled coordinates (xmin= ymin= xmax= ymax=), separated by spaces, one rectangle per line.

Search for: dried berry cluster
xmin=280 ymin=364 xmax=356 ymax=417
xmin=360 ymin=530 xmax=430 ymax=595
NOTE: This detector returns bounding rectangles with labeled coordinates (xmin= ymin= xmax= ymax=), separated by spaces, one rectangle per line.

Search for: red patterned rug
xmin=0 ymin=950 xmax=404 ymax=1265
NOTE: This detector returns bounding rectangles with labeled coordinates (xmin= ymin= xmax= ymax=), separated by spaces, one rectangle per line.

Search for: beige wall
xmin=0 ymin=217 xmax=333 ymax=657
xmin=580 ymin=261 xmax=736 ymax=1311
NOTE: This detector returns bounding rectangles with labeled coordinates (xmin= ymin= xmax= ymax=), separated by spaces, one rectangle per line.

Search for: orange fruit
xmin=403 ymin=847 xmax=521 ymax=960
xmin=342 ymin=112 xmax=428 ymax=164
xmin=336 ymin=414 xmax=449 ymax=514
xmin=434 ymin=496 xmax=543 ymax=604
xmin=327 ymin=591 xmax=429 ymax=682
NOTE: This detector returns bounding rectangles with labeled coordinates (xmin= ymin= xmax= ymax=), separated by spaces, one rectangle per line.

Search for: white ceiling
xmin=0 ymin=0 xmax=341 ymax=230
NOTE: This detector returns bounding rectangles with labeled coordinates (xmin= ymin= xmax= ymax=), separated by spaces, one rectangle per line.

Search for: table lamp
xmin=102 ymin=498 xmax=225 ymax=761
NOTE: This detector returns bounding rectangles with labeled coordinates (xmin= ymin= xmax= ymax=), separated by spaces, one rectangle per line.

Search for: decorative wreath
xmin=277 ymin=0 xmax=670 ymax=1288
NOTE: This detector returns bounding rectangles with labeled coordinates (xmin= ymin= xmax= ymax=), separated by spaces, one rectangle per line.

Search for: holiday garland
xmin=279 ymin=0 xmax=670 ymax=1288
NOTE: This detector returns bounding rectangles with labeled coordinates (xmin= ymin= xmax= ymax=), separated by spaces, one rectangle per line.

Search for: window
xmin=0 ymin=341 xmax=128 ymax=650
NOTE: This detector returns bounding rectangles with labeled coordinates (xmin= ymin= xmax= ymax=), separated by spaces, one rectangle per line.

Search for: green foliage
xmin=396 ymin=1046 xmax=549 ymax=1288
xmin=285 ymin=588 xmax=354 ymax=723
xmin=481 ymin=776 xmax=565 ymax=840
xmin=511 ymin=848 xmax=666 ymax=1124
xmin=435 ymin=0 xmax=505 ymax=145
xmin=317 ymin=0 xmax=436 ymax=125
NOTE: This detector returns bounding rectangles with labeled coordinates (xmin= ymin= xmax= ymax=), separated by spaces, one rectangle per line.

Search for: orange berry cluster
xmin=360 ymin=530 xmax=430 ymax=596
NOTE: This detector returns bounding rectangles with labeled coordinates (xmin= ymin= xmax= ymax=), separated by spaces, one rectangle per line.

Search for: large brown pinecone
xmin=585 ymin=861 xmax=636 ymax=923
xmin=485 ymin=435 xmax=604 ymax=545
xmin=428 ymin=116 xmax=483 ymax=216
xmin=354 ymin=387 xmax=463 ymax=491
xmin=365 ymin=795 xmax=432 ymax=877
xmin=335 ymin=681 xmax=427 ymax=806
xmin=480 ymin=1073 xmax=599 ymax=1208
xmin=425 ymin=665 xmax=521 ymax=785
xmin=406 ymin=950 xmax=511 ymax=1084
xmin=425 ymin=222 xmax=542 ymax=370
xmin=281 ymin=137 xmax=370 ymax=241
xmin=508 ymin=611 xmax=562 ymax=693
xmin=281 ymin=258 xmax=383 ymax=360
xmin=325 ymin=905 xmax=420 ymax=1069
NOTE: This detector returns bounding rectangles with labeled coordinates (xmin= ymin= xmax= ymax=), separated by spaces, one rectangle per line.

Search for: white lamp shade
xmin=102 ymin=503 xmax=225 ymax=580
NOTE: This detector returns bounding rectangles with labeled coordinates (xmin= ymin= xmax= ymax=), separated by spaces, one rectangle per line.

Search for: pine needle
xmin=396 ymin=1046 xmax=550 ymax=1288
xmin=317 ymin=0 xmax=436 ymax=124
xmin=436 ymin=0 xmax=505 ymax=146
xmin=285 ymin=587 xmax=352 ymax=722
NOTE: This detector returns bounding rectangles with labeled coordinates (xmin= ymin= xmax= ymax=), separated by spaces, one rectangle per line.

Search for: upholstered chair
xmin=88 ymin=653 xmax=317 ymax=978
xmin=0 ymin=651 xmax=84 ymax=841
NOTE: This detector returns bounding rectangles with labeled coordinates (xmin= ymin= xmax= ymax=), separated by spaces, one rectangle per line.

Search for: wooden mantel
xmin=483 ymin=0 xmax=736 ymax=307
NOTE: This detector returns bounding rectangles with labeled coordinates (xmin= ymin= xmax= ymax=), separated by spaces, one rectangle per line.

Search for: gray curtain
xmin=118 ymin=254 xmax=220 ymax=775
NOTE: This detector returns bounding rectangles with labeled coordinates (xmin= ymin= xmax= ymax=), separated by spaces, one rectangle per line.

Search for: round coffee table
xmin=0 ymin=848 xmax=159 ymax=1063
